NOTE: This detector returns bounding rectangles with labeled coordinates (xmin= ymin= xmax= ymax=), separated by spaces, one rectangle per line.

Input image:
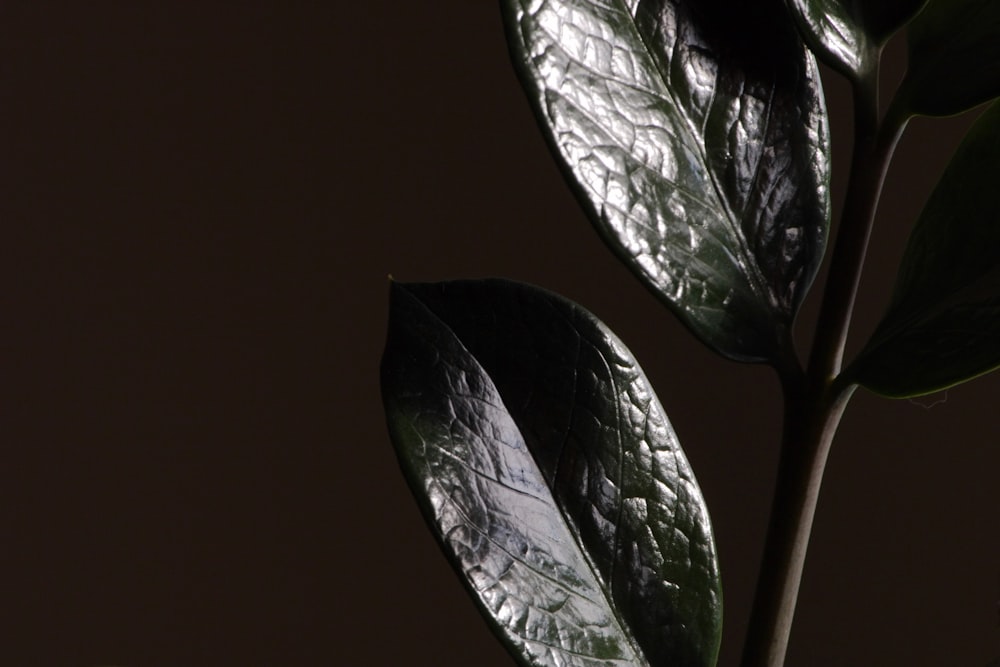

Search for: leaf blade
xmin=848 ymin=102 xmax=1000 ymax=397
xmin=902 ymin=0 xmax=1000 ymax=116
xmin=382 ymin=279 xmax=722 ymax=667
xmin=861 ymin=0 xmax=929 ymax=43
xmin=502 ymin=0 xmax=830 ymax=364
xmin=782 ymin=0 xmax=927 ymax=79
xmin=782 ymin=0 xmax=872 ymax=78
xmin=382 ymin=284 xmax=646 ymax=666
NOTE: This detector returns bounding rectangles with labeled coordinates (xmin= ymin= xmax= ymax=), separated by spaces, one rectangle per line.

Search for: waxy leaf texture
xmin=783 ymin=0 xmax=873 ymax=79
xmin=502 ymin=0 xmax=831 ymax=364
xmin=382 ymin=279 xmax=722 ymax=667
xmin=849 ymin=102 xmax=1000 ymax=396
xmin=782 ymin=0 xmax=926 ymax=79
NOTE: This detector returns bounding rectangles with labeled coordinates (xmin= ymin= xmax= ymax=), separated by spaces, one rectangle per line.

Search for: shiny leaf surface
xmin=783 ymin=0 xmax=873 ymax=79
xmin=901 ymin=0 xmax=1000 ymax=116
xmin=382 ymin=279 xmax=722 ymax=667
xmin=848 ymin=102 xmax=1000 ymax=397
xmin=782 ymin=0 xmax=926 ymax=78
xmin=502 ymin=0 xmax=830 ymax=364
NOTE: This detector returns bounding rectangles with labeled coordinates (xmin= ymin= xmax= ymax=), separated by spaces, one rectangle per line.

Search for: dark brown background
xmin=1 ymin=3 xmax=997 ymax=665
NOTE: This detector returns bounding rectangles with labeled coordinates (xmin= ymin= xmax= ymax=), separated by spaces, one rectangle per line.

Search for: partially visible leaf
xmin=782 ymin=0 xmax=927 ymax=80
xmin=382 ymin=279 xmax=722 ymax=667
xmin=901 ymin=0 xmax=1000 ymax=116
xmin=782 ymin=0 xmax=873 ymax=79
xmin=502 ymin=0 xmax=830 ymax=364
xmin=848 ymin=102 xmax=1000 ymax=397
xmin=861 ymin=0 xmax=929 ymax=43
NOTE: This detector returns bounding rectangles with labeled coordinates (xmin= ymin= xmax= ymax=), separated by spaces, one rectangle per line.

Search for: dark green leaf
xmin=901 ymin=0 xmax=1000 ymax=116
xmin=848 ymin=102 xmax=1000 ymax=397
xmin=782 ymin=0 xmax=926 ymax=78
xmin=382 ymin=279 xmax=722 ymax=667
xmin=861 ymin=0 xmax=929 ymax=43
xmin=502 ymin=0 xmax=830 ymax=364
xmin=782 ymin=0 xmax=873 ymax=79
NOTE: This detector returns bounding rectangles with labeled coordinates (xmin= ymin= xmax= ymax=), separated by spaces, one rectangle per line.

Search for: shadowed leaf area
xmin=902 ymin=0 xmax=1000 ymax=115
xmin=850 ymin=101 xmax=1000 ymax=397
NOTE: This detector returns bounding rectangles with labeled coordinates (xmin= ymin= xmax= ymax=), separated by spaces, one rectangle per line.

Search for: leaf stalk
xmin=808 ymin=73 xmax=909 ymax=384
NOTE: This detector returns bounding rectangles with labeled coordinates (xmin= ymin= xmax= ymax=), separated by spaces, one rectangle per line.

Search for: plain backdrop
xmin=1 ymin=3 xmax=998 ymax=666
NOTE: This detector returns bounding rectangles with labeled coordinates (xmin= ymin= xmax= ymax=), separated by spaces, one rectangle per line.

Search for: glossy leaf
xmin=382 ymin=279 xmax=722 ymax=667
xmin=782 ymin=0 xmax=873 ymax=79
xmin=501 ymin=0 xmax=830 ymax=364
xmin=901 ymin=0 xmax=1000 ymax=116
xmin=782 ymin=0 xmax=926 ymax=79
xmin=848 ymin=102 xmax=1000 ymax=397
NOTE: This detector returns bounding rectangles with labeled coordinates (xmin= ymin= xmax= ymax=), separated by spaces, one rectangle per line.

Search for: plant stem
xmin=740 ymin=63 xmax=909 ymax=667
xmin=807 ymin=74 xmax=908 ymax=386
xmin=739 ymin=378 xmax=853 ymax=667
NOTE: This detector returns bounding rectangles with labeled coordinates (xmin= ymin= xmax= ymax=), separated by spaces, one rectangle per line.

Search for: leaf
xmin=782 ymin=0 xmax=927 ymax=79
xmin=900 ymin=0 xmax=1000 ymax=116
xmin=501 ymin=0 xmax=830 ymax=364
xmin=861 ymin=0 xmax=929 ymax=43
xmin=782 ymin=0 xmax=873 ymax=79
xmin=381 ymin=279 xmax=722 ymax=667
xmin=847 ymin=102 xmax=1000 ymax=397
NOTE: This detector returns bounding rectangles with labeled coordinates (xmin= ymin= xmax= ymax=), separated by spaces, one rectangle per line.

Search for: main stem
xmin=740 ymin=63 xmax=908 ymax=667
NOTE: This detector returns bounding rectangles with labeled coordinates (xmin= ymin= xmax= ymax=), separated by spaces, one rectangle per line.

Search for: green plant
xmin=380 ymin=1 xmax=1000 ymax=665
